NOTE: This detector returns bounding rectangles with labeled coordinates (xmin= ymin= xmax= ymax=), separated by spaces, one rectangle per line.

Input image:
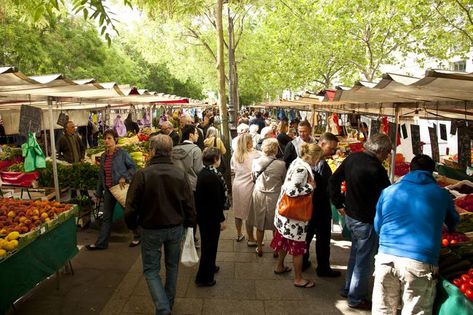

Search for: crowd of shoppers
xmin=78 ymin=109 xmax=458 ymax=315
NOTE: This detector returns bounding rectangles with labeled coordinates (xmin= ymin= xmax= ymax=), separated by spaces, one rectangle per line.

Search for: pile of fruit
xmin=394 ymin=162 xmax=410 ymax=177
xmin=456 ymin=195 xmax=473 ymax=212
xmin=442 ymin=231 xmax=469 ymax=246
xmin=0 ymin=231 xmax=20 ymax=257
xmin=0 ymin=199 xmax=72 ymax=235
xmin=137 ymin=133 xmax=150 ymax=142
xmin=452 ymin=269 xmax=473 ymax=301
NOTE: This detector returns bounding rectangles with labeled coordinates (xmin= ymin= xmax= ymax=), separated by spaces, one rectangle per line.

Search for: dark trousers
xmin=95 ymin=188 xmax=116 ymax=248
xmin=303 ymin=206 xmax=332 ymax=271
xmin=195 ymin=223 xmax=220 ymax=283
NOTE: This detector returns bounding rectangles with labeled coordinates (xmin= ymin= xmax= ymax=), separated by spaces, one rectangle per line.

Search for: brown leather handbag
xmin=278 ymin=191 xmax=313 ymax=221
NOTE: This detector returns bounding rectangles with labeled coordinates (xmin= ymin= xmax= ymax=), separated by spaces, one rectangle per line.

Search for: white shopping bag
xmin=180 ymin=227 xmax=199 ymax=267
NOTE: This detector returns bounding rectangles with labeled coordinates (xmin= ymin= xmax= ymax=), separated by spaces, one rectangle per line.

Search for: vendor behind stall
xmin=372 ymin=154 xmax=460 ymax=314
xmin=57 ymin=120 xmax=85 ymax=163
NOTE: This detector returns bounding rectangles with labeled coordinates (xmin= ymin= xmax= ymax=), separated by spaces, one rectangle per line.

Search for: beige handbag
xmin=109 ymin=183 xmax=129 ymax=207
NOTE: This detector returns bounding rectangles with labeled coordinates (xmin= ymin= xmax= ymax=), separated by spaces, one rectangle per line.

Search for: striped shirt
xmin=104 ymin=150 xmax=116 ymax=188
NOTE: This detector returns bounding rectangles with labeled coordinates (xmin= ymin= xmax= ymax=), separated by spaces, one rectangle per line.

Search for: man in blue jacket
xmin=373 ymin=154 xmax=459 ymax=314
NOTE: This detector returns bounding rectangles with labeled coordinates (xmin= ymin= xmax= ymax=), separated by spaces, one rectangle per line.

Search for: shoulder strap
xmin=253 ymin=158 xmax=276 ymax=183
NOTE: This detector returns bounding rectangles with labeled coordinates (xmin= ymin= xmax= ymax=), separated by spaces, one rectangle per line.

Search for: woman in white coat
xmin=231 ymin=133 xmax=261 ymax=245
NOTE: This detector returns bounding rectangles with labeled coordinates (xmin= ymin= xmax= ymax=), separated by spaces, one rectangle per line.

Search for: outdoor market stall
xmin=0 ymin=200 xmax=78 ymax=314
xmin=0 ymin=66 xmax=207 ymax=313
xmin=259 ymin=69 xmax=473 ymax=313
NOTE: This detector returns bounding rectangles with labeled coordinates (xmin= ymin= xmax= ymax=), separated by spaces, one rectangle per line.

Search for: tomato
xmin=468 ymin=269 xmax=473 ymax=277
xmin=461 ymin=283 xmax=469 ymax=293
xmin=468 ymin=279 xmax=473 ymax=288
xmin=442 ymin=239 xmax=449 ymax=247
xmin=466 ymin=289 xmax=473 ymax=300
xmin=451 ymin=239 xmax=458 ymax=245
xmin=462 ymin=274 xmax=471 ymax=282
xmin=453 ymin=278 xmax=463 ymax=287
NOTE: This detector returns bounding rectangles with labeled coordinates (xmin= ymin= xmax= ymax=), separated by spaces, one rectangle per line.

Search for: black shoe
xmin=214 ymin=266 xmax=220 ymax=273
xmin=316 ymin=268 xmax=341 ymax=278
xmin=195 ymin=280 xmax=216 ymax=287
xmin=348 ymin=300 xmax=372 ymax=310
xmin=86 ymin=244 xmax=106 ymax=251
xmin=302 ymin=261 xmax=311 ymax=272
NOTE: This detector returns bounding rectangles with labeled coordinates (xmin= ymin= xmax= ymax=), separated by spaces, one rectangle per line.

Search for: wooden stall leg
xmin=65 ymin=260 xmax=74 ymax=276
xmin=55 ymin=271 xmax=60 ymax=290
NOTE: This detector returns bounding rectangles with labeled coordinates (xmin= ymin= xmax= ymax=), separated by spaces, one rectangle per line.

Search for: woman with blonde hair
xmin=250 ymin=138 xmax=286 ymax=256
xmin=204 ymin=126 xmax=227 ymax=174
xmin=203 ymin=126 xmax=226 ymax=155
xmin=231 ymin=133 xmax=261 ymax=245
xmin=271 ymin=142 xmax=323 ymax=288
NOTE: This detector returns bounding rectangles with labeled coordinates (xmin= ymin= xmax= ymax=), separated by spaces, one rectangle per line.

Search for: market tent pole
xmin=311 ymin=105 xmax=316 ymax=135
xmin=389 ymin=104 xmax=401 ymax=182
xmin=47 ymin=96 xmax=60 ymax=200
xmin=41 ymin=113 xmax=49 ymax=157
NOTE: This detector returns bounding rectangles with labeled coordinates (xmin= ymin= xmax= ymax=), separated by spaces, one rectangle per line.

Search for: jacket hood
xmin=401 ymin=170 xmax=436 ymax=185
xmin=172 ymin=143 xmax=198 ymax=160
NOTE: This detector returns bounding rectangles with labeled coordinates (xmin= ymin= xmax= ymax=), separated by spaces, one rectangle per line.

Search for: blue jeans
xmin=141 ymin=225 xmax=184 ymax=315
xmin=342 ymin=215 xmax=378 ymax=306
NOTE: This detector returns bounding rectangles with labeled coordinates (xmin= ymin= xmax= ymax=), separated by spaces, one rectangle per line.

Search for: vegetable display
xmin=37 ymin=161 xmax=99 ymax=190
xmin=452 ymin=269 xmax=473 ymax=301
xmin=457 ymin=195 xmax=473 ymax=212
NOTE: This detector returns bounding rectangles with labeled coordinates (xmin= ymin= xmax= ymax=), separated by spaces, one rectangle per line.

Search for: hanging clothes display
xmin=22 ymin=132 xmax=46 ymax=172
xmin=113 ymin=115 xmax=127 ymax=137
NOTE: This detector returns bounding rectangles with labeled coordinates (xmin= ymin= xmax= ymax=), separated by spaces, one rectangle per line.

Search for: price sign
xmin=429 ymin=126 xmax=440 ymax=162
xmin=410 ymin=124 xmax=422 ymax=155
xmin=19 ymin=105 xmax=42 ymax=136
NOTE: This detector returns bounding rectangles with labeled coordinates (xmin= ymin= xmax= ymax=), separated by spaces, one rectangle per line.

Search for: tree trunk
xmin=216 ymin=0 xmax=231 ymax=188
xmin=227 ymin=8 xmax=236 ymax=127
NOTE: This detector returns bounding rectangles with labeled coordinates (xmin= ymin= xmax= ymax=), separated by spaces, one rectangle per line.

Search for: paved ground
xmin=10 ymin=210 xmax=371 ymax=315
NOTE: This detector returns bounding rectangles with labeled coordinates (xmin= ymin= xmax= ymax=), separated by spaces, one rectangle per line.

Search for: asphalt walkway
xmin=10 ymin=210 xmax=370 ymax=315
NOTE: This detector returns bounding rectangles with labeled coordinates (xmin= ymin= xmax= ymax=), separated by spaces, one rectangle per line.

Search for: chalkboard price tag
xmin=370 ymin=119 xmax=380 ymax=136
xmin=440 ymin=124 xmax=447 ymax=141
xmin=411 ymin=124 xmax=421 ymax=155
xmin=19 ymin=105 xmax=42 ymax=136
xmin=401 ymin=124 xmax=408 ymax=139
xmin=388 ymin=122 xmax=397 ymax=146
xmin=429 ymin=126 xmax=440 ymax=162
xmin=458 ymin=126 xmax=472 ymax=169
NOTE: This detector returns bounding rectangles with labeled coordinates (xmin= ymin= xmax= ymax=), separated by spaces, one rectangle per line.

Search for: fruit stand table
xmin=0 ymin=214 xmax=78 ymax=315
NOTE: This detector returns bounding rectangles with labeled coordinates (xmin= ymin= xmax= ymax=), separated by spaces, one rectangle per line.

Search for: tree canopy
xmin=4 ymin=0 xmax=473 ymax=105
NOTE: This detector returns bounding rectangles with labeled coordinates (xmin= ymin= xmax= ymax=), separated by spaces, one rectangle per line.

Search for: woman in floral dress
xmin=271 ymin=142 xmax=323 ymax=288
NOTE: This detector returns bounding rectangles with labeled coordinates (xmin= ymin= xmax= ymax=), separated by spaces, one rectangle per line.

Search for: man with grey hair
xmin=328 ymin=133 xmax=392 ymax=310
xmin=125 ymin=134 xmax=196 ymax=315
xmin=160 ymin=121 xmax=180 ymax=146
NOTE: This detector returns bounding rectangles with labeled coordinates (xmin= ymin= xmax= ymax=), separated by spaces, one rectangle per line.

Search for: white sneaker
xmin=195 ymin=239 xmax=201 ymax=249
